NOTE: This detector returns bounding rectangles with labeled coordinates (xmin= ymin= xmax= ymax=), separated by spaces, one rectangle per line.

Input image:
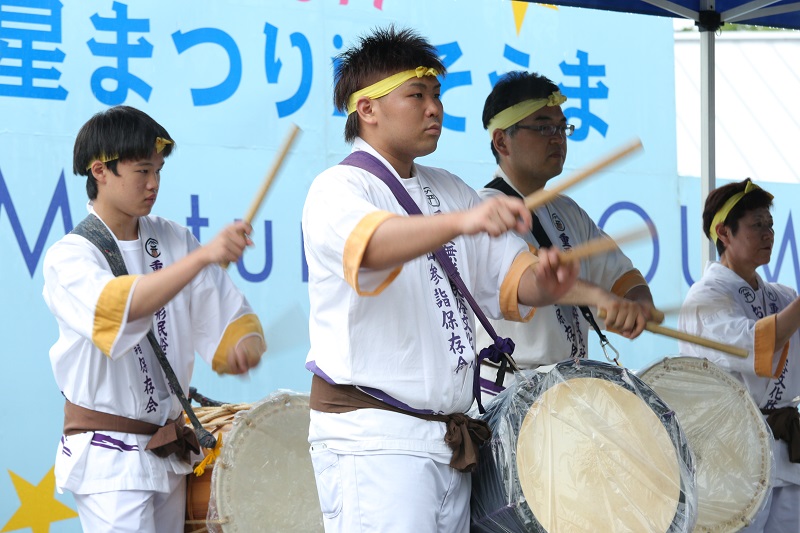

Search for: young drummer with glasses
xmin=475 ymin=71 xmax=658 ymax=404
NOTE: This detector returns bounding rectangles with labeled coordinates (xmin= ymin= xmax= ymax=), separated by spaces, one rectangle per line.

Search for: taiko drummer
xmin=475 ymin=71 xmax=656 ymax=404
xmin=42 ymin=106 xmax=267 ymax=532
xmin=301 ymin=25 xmax=587 ymax=532
xmin=679 ymin=178 xmax=800 ymax=532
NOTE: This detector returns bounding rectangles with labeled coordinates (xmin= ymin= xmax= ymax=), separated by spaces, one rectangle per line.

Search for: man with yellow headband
xmin=476 ymin=71 xmax=656 ymax=403
xmin=680 ymin=178 xmax=800 ymax=533
xmin=42 ymin=105 xmax=266 ymax=532
xmin=302 ymin=28 xmax=578 ymax=532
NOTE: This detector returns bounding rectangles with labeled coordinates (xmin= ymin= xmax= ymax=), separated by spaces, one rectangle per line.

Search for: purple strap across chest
xmin=339 ymin=150 xmax=517 ymax=412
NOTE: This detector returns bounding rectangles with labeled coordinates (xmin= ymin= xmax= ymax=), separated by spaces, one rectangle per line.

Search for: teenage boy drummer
xmin=43 ymin=105 xmax=266 ymax=533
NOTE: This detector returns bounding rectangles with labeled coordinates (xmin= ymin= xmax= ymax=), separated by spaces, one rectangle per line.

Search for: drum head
xmin=209 ymin=391 xmax=323 ymax=532
xmin=471 ymin=359 xmax=696 ymax=533
xmin=638 ymin=357 xmax=772 ymax=533
xmin=518 ymin=377 xmax=681 ymax=532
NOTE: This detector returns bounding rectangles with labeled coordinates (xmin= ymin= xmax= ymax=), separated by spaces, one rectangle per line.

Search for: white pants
xmin=740 ymin=484 xmax=800 ymax=533
xmin=73 ymin=471 xmax=186 ymax=533
xmin=310 ymin=446 xmax=470 ymax=533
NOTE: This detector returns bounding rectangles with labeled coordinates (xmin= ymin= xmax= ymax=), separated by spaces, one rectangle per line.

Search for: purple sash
xmin=339 ymin=150 xmax=518 ymax=413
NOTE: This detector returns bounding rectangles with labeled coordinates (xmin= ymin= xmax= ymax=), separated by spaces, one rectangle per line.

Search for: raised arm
xmin=129 ymin=220 xmax=252 ymax=321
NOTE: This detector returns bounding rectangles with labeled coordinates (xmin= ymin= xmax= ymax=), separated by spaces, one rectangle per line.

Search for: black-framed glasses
xmin=513 ymin=124 xmax=575 ymax=138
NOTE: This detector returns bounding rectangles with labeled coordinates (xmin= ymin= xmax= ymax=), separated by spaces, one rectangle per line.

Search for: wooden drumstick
xmin=649 ymin=307 xmax=666 ymax=324
xmin=644 ymin=323 xmax=748 ymax=358
xmin=222 ymin=124 xmax=301 ymax=268
xmin=597 ymin=309 xmax=748 ymax=358
xmin=523 ymin=138 xmax=643 ymax=211
xmin=243 ymin=123 xmax=301 ymax=225
xmin=627 ymin=304 xmax=681 ymax=324
xmin=649 ymin=304 xmax=689 ymax=322
xmin=556 ymin=225 xmax=652 ymax=264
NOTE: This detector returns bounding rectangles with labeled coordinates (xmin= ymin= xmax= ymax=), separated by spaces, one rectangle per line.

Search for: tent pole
xmin=699 ymin=1 xmax=718 ymax=271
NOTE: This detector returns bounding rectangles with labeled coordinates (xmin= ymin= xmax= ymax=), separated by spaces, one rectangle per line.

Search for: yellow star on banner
xmin=512 ymin=2 xmax=559 ymax=35
xmin=1 ymin=467 xmax=78 ymax=533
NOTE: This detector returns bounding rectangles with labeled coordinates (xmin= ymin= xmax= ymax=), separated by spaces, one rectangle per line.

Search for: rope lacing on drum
xmin=185 ymin=517 xmax=228 ymax=532
xmin=600 ymin=337 xmax=621 ymax=366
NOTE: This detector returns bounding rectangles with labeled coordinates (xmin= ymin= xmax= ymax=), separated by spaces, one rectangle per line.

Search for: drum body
xmin=471 ymin=359 xmax=697 ymax=533
xmin=185 ymin=402 xmax=248 ymax=530
xmin=638 ymin=356 xmax=772 ymax=532
xmin=185 ymin=391 xmax=323 ymax=533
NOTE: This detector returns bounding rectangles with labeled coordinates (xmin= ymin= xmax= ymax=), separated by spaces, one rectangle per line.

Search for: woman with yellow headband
xmin=303 ymin=26 xmax=578 ymax=533
xmin=679 ymin=177 xmax=800 ymax=533
xmin=42 ymin=105 xmax=266 ymax=532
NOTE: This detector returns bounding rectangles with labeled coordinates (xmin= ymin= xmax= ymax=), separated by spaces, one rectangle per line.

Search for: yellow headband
xmin=709 ymin=180 xmax=774 ymax=243
xmin=346 ymin=66 xmax=439 ymax=115
xmin=86 ymin=137 xmax=173 ymax=170
xmin=486 ymin=91 xmax=567 ymax=136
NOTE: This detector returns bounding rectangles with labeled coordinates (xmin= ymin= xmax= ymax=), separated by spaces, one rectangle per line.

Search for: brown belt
xmin=761 ymin=406 xmax=800 ymax=463
xmin=64 ymin=400 xmax=200 ymax=460
xmin=310 ymin=374 xmax=490 ymax=472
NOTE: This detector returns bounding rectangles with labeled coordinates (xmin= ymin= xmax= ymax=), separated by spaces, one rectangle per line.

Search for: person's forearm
xmin=551 ymin=279 xmax=607 ymax=306
xmin=516 ymin=261 xmax=581 ymax=308
xmin=128 ymin=248 xmax=210 ymax=321
xmin=361 ymin=213 xmax=465 ymax=270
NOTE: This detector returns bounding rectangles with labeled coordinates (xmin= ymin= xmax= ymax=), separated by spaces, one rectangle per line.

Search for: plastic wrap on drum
xmin=193 ymin=390 xmax=323 ymax=533
xmin=638 ymin=357 xmax=773 ymax=533
xmin=471 ymin=359 xmax=697 ymax=533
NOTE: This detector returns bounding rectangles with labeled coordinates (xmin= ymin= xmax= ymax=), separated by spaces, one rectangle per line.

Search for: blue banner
xmin=2 ymin=1 xmax=796 ymax=530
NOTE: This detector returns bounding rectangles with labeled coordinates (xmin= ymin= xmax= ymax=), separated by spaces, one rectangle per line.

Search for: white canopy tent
xmin=675 ymin=32 xmax=800 ymax=185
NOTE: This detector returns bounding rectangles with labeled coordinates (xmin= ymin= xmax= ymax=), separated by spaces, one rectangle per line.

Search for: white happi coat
xmin=679 ymin=261 xmax=800 ymax=487
xmin=303 ymin=139 xmax=536 ymax=460
xmin=476 ymin=169 xmax=646 ymax=395
xmin=43 ymin=206 xmax=263 ymax=494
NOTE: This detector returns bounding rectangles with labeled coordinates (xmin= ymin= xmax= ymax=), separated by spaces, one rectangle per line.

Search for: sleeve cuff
xmin=343 ymin=211 xmax=402 ymax=296
xmin=611 ymin=269 xmax=648 ymax=297
xmin=212 ymin=313 xmax=265 ymax=374
xmin=500 ymin=251 xmax=538 ymax=322
xmin=754 ymin=314 xmax=789 ymax=378
xmin=93 ymin=274 xmax=140 ymax=356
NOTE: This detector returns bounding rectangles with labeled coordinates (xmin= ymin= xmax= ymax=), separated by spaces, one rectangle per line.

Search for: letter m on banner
xmin=0 ymin=169 xmax=72 ymax=276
